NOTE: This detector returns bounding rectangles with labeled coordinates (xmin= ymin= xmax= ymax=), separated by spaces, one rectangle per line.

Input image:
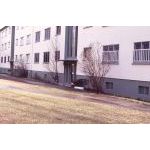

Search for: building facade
xmin=0 ymin=26 xmax=150 ymax=101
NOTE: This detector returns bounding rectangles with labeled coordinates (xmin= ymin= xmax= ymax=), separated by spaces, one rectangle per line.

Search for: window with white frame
xmin=20 ymin=37 xmax=24 ymax=46
xmin=4 ymin=56 xmax=6 ymax=63
xmin=5 ymin=43 xmax=7 ymax=50
xmin=20 ymin=54 xmax=23 ymax=60
xmin=43 ymin=52 xmax=50 ymax=63
xmin=15 ymin=55 xmax=18 ymax=61
xmin=8 ymin=41 xmax=10 ymax=49
xmin=8 ymin=56 xmax=10 ymax=62
xmin=56 ymin=26 xmax=61 ymax=35
xmin=16 ymin=39 xmax=18 ymax=46
xmin=44 ymin=28 xmax=51 ymax=40
xmin=83 ymin=47 xmax=92 ymax=59
xmin=34 ymin=53 xmax=40 ymax=63
xmin=26 ymin=34 xmax=31 ymax=45
xmin=102 ymin=44 xmax=119 ymax=64
xmin=26 ymin=54 xmax=30 ymax=63
xmin=1 ymin=57 xmax=3 ymax=63
xmin=35 ymin=31 xmax=40 ymax=43
xmin=133 ymin=41 xmax=150 ymax=63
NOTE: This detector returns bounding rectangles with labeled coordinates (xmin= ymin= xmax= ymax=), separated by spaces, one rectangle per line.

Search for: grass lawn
xmin=0 ymin=78 xmax=150 ymax=123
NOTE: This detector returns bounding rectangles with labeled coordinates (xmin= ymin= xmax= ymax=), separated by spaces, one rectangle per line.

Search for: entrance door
xmin=64 ymin=62 xmax=76 ymax=86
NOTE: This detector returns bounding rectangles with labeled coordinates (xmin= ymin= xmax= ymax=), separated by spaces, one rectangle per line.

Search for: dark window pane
xmin=56 ymin=26 xmax=61 ymax=35
xmin=134 ymin=42 xmax=141 ymax=49
xmin=142 ymin=42 xmax=149 ymax=49
xmin=106 ymin=82 xmax=113 ymax=89
xmin=138 ymin=86 xmax=149 ymax=95
xmin=114 ymin=44 xmax=119 ymax=51
xmin=109 ymin=45 xmax=113 ymax=51
xmin=103 ymin=46 xmax=108 ymax=51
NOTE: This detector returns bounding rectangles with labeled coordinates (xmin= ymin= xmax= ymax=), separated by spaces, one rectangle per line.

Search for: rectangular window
xmin=43 ymin=52 xmax=50 ymax=63
xmin=26 ymin=54 xmax=30 ymax=63
xmin=55 ymin=51 xmax=60 ymax=61
xmin=20 ymin=37 xmax=24 ymax=46
xmin=142 ymin=41 xmax=149 ymax=49
xmin=134 ymin=41 xmax=150 ymax=50
xmin=35 ymin=31 xmax=40 ymax=43
xmin=56 ymin=26 xmax=61 ymax=35
xmin=26 ymin=34 xmax=31 ymax=45
xmin=20 ymin=54 xmax=23 ymax=60
xmin=44 ymin=28 xmax=51 ymax=40
xmin=8 ymin=42 xmax=10 ymax=49
xmin=16 ymin=39 xmax=18 ymax=46
xmin=103 ymin=44 xmax=119 ymax=63
xmin=4 ymin=57 xmax=6 ymax=63
xmin=138 ymin=86 xmax=149 ymax=95
xmin=83 ymin=47 xmax=91 ymax=58
xmin=8 ymin=56 xmax=10 ymax=62
xmin=5 ymin=43 xmax=7 ymax=50
xmin=106 ymin=82 xmax=113 ymax=89
xmin=15 ymin=55 xmax=18 ymax=61
xmin=1 ymin=57 xmax=3 ymax=63
xmin=34 ymin=53 xmax=39 ymax=63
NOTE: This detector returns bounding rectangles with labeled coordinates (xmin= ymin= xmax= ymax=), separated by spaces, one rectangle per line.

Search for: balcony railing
xmin=133 ymin=49 xmax=150 ymax=64
xmin=102 ymin=51 xmax=119 ymax=64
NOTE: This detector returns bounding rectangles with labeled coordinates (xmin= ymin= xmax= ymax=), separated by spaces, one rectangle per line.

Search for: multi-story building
xmin=1 ymin=26 xmax=150 ymax=101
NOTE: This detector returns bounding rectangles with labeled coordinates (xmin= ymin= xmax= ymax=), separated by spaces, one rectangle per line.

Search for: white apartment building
xmin=0 ymin=26 xmax=150 ymax=101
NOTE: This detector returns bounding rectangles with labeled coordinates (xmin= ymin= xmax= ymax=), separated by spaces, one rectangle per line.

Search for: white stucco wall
xmin=77 ymin=26 xmax=150 ymax=82
xmin=0 ymin=27 xmax=12 ymax=69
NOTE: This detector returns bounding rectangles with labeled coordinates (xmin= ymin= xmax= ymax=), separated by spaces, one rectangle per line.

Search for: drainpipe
xmin=10 ymin=26 xmax=15 ymax=75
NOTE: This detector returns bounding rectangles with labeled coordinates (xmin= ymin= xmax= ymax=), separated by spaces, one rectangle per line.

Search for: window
xmin=16 ymin=26 xmax=19 ymax=30
xmin=5 ymin=43 xmax=7 ymax=50
xmin=26 ymin=54 xmax=30 ymax=63
xmin=1 ymin=57 xmax=3 ymax=63
xmin=133 ymin=41 xmax=150 ymax=63
xmin=4 ymin=57 xmax=6 ymax=63
xmin=34 ymin=53 xmax=39 ymax=63
xmin=138 ymin=86 xmax=149 ymax=95
xmin=8 ymin=42 xmax=10 ymax=49
xmin=20 ymin=54 xmax=23 ymax=60
xmin=44 ymin=28 xmax=50 ymax=40
xmin=8 ymin=56 xmax=10 ymax=62
xmin=26 ymin=34 xmax=31 ymax=45
xmin=15 ymin=55 xmax=18 ymax=61
xmin=55 ymin=51 xmax=60 ymax=61
xmin=43 ymin=52 xmax=50 ymax=63
xmin=103 ymin=44 xmax=119 ymax=63
xmin=20 ymin=37 xmax=24 ymax=46
xmin=16 ymin=39 xmax=18 ymax=46
xmin=83 ymin=47 xmax=91 ymax=58
xmin=103 ymin=44 xmax=119 ymax=51
xmin=134 ymin=41 xmax=150 ymax=50
xmin=106 ymin=82 xmax=113 ymax=89
xmin=56 ymin=26 xmax=61 ymax=35
xmin=35 ymin=31 xmax=40 ymax=43
xmin=2 ymin=44 xmax=3 ymax=50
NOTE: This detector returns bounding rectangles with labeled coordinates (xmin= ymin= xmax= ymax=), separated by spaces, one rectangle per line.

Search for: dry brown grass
xmin=0 ymin=79 xmax=150 ymax=123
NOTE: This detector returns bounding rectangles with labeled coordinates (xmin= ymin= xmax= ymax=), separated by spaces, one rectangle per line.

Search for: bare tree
xmin=81 ymin=42 xmax=110 ymax=93
xmin=45 ymin=38 xmax=60 ymax=84
xmin=13 ymin=59 xmax=28 ymax=78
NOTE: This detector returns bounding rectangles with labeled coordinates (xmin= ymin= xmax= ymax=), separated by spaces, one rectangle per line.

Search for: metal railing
xmin=133 ymin=49 xmax=150 ymax=63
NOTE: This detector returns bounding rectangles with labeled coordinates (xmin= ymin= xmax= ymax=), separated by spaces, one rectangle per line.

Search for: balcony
xmin=133 ymin=49 xmax=150 ymax=65
xmin=102 ymin=51 xmax=119 ymax=64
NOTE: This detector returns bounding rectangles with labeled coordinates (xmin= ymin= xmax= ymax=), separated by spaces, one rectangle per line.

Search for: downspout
xmin=10 ymin=26 xmax=15 ymax=75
